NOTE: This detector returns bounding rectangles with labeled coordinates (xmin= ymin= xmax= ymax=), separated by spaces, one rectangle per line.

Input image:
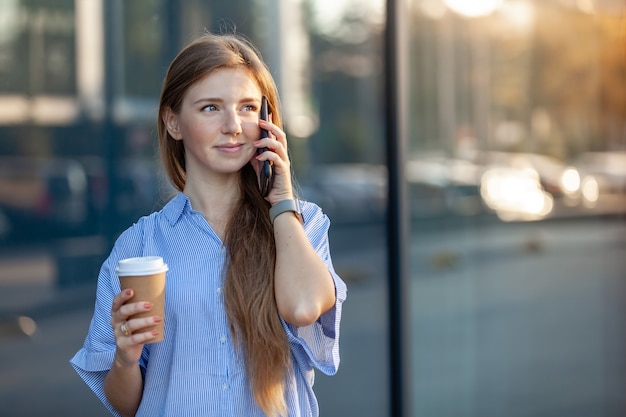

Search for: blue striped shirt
xmin=70 ymin=192 xmax=347 ymax=417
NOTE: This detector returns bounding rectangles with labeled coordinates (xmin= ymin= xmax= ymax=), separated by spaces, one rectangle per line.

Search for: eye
xmin=242 ymin=104 xmax=257 ymax=112
xmin=202 ymin=104 xmax=218 ymax=112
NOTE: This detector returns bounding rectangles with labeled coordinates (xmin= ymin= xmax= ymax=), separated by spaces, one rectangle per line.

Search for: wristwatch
xmin=269 ymin=199 xmax=304 ymax=224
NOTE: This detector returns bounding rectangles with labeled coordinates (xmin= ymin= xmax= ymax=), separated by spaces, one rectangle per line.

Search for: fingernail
xmin=151 ymin=330 xmax=159 ymax=337
xmin=144 ymin=302 xmax=153 ymax=309
xmin=153 ymin=317 xmax=162 ymax=323
xmin=125 ymin=289 xmax=132 ymax=296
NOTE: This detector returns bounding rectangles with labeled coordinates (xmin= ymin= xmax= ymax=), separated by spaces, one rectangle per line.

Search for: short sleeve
xmin=283 ymin=201 xmax=348 ymax=376
xmin=69 ymin=223 xmax=147 ymax=417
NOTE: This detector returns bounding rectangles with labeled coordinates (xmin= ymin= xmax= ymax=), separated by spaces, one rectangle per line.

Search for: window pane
xmin=301 ymin=0 xmax=389 ymax=415
xmin=0 ymin=0 xmax=75 ymax=95
xmin=407 ymin=1 xmax=626 ymax=416
xmin=122 ymin=0 xmax=164 ymax=98
xmin=0 ymin=1 xmax=388 ymax=416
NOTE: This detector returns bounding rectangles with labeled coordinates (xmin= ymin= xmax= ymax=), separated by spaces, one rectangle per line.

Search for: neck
xmin=183 ymin=176 xmax=240 ymax=239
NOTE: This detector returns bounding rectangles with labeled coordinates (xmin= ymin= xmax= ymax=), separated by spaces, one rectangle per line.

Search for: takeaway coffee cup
xmin=116 ymin=256 xmax=168 ymax=342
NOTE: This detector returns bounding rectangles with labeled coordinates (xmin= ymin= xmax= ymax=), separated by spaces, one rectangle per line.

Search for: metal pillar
xmin=385 ymin=0 xmax=411 ymax=416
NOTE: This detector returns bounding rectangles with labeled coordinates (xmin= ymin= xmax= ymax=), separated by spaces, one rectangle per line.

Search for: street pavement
xmin=1 ymin=217 xmax=625 ymax=416
xmin=407 ymin=218 xmax=626 ymax=417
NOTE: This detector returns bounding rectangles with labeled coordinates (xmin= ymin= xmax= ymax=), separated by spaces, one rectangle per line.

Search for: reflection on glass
xmin=480 ymin=164 xmax=554 ymax=221
xmin=0 ymin=1 xmax=389 ymax=416
xmin=408 ymin=1 xmax=626 ymax=416
xmin=444 ymin=0 xmax=503 ymax=17
xmin=304 ymin=1 xmax=389 ymax=416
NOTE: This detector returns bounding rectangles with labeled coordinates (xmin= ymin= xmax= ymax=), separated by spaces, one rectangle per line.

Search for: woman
xmin=70 ymin=33 xmax=347 ymax=417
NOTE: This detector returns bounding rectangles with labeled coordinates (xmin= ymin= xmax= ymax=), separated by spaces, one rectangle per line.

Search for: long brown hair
xmin=157 ymin=33 xmax=289 ymax=417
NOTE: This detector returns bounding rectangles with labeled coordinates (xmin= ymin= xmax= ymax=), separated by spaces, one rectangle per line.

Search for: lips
xmin=216 ymin=143 xmax=244 ymax=153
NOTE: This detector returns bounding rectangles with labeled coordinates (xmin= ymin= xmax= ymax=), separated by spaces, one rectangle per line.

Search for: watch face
xmin=294 ymin=199 xmax=304 ymax=223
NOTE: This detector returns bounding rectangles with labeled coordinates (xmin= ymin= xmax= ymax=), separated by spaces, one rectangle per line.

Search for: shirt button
xmin=220 ymin=335 xmax=227 ymax=344
xmin=222 ymin=383 xmax=228 ymax=391
xmin=216 ymin=287 xmax=222 ymax=295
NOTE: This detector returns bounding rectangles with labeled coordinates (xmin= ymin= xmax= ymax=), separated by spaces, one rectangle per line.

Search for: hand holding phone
xmin=258 ymin=96 xmax=274 ymax=197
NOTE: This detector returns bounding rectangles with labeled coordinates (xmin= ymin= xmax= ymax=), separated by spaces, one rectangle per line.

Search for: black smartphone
xmin=258 ymin=96 xmax=274 ymax=197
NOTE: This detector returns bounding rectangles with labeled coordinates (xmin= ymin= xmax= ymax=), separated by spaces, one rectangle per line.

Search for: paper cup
xmin=116 ymin=256 xmax=168 ymax=342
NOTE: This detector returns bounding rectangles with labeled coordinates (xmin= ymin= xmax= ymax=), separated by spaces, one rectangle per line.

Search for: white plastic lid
xmin=115 ymin=256 xmax=169 ymax=276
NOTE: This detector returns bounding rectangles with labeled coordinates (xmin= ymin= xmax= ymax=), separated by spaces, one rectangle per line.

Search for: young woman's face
xmin=166 ymin=67 xmax=263 ymax=180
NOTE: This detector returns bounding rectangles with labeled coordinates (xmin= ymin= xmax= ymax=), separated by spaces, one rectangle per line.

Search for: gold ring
xmin=120 ymin=322 xmax=131 ymax=336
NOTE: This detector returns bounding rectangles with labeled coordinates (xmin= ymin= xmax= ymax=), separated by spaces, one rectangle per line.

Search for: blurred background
xmin=0 ymin=0 xmax=624 ymax=416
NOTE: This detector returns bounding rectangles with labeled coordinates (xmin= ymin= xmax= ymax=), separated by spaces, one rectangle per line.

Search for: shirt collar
xmin=163 ymin=192 xmax=191 ymax=226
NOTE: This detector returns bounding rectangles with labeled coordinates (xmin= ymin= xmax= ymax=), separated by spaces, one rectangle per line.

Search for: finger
xmin=121 ymin=330 xmax=161 ymax=347
xmin=111 ymin=290 xmax=134 ymax=327
xmin=259 ymin=119 xmax=287 ymax=145
xmin=119 ymin=301 xmax=154 ymax=320
xmin=111 ymin=289 xmax=133 ymax=314
xmin=255 ymin=137 xmax=287 ymax=160
xmin=119 ymin=320 xmax=132 ymax=336
xmin=112 ymin=300 xmax=153 ymax=329
xmin=116 ymin=317 xmax=162 ymax=347
xmin=120 ymin=316 xmax=161 ymax=336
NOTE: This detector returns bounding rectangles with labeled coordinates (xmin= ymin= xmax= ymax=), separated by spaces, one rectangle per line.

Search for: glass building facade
xmin=0 ymin=1 xmax=624 ymax=416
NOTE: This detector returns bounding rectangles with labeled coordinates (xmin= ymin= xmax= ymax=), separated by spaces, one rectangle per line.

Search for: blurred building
xmin=0 ymin=1 xmax=624 ymax=416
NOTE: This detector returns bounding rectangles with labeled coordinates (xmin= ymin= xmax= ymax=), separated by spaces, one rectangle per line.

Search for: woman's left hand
xmin=253 ymin=118 xmax=294 ymax=204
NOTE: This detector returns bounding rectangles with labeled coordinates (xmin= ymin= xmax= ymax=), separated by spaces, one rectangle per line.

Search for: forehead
xmin=185 ymin=67 xmax=262 ymax=100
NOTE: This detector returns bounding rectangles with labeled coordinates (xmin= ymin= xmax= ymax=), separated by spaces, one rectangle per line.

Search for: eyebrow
xmin=192 ymin=97 xmax=260 ymax=106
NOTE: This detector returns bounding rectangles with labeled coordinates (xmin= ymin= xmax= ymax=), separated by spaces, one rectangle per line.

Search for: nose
xmin=221 ymin=109 xmax=242 ymax=136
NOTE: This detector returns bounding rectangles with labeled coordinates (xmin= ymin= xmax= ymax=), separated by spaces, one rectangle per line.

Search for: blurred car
xmin=480 ymin=165 xmax=554 ymax=221
xmin=0 ymin=155 xmax=175 ymax=243
xmin=298 ymin=163 xmax=387 ymax=224
xmin=0 ymin=157 xmax=89 ymax=241
xmin=405 ymin=155 xmax=484 ymax=219
xmin=78 ymin=155 xmax=175 ymax=234
xmin=568 ymin=151 xmax=626 ymax=211
xmin=477 ymin=151 xmax=581 ymax=199
xmin=112 ymin=158 xmax=173 ymax=222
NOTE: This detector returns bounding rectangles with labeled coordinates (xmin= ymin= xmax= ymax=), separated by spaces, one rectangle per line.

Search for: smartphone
xmin=258 ymin=96 xmax=274 ymax=197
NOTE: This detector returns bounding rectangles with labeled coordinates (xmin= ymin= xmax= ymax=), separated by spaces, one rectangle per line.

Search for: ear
xmin=163 ymin=108 xmax=183 ymax=140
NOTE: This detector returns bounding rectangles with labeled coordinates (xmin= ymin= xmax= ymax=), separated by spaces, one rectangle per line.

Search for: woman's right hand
xmin=110 ymin=289 xmax=162 ymax=366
